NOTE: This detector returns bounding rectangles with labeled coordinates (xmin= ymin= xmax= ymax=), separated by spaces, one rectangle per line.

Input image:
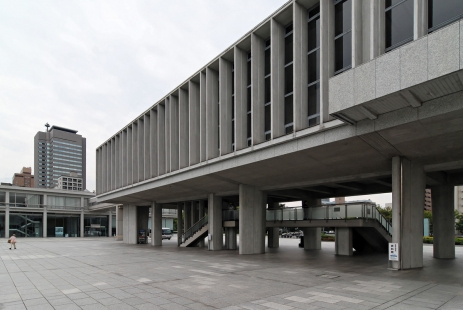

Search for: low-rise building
xmin=12 ymin=167 xmax=34 ymax=188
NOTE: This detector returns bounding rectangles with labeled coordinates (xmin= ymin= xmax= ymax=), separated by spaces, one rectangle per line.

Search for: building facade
xmin=12 ymin=167 xmax=34 ymax=188
xmin=34 ymin=126 xmax=86 ymax=190
xmin=56 ymin=172 xmax=83 ymax=191
xmin=95 ymin=0 xmax=463 ymax=270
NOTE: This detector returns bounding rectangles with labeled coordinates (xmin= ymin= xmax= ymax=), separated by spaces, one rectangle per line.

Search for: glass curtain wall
xmin=334 ymin=0 xmax=352 ymax=74
xmin=307 ymin=5 xmax=321 ymax=127
xmin=247 ymin=51 xmax=252 ymax=146
xmin=48 ymin=196 xmax=81 ymax=208
xmin=284 ymin=23 xmax=294 ymax=134
xmin=47 ymin=213 xmax=80 ymax=237
xmin=264 ymin=39 xmax=271 ymax=141
xmin=385 ymin=0 xmax=413 ymax=51
xmin=9 ymin=193 xmax=43 ymax=208
xmin=9 ymin=212 xmax=43 ymax=237
xmin=84 ymin=216 xmax=108 ymax=237
xmin=428 ymin=0 xmax=463 ymax=33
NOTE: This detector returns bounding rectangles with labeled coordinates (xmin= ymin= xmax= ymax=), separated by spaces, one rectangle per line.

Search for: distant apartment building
xmin=12 ymin=167 xmax=34 ymax=187
xmin=455 ymin=186 xmax=463 ymax=214
xmin=56 ymin=172 xmax=83 ymax=191
xmin=34 ymin=125 xmax=86 ymax=189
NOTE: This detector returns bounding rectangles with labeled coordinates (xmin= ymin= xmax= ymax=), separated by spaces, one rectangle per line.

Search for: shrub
xmin=322 ymin=235 xmax=335 ymax=242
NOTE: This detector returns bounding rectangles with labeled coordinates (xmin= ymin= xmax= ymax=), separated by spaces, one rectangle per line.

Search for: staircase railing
xmin=266 ymin=202 xmax=392 ymax=236
xmin=181 ymin=215 xmax=208 ymax=243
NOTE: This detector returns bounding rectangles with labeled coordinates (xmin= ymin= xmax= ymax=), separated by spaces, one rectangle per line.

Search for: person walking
xmin=8 ymin=234 xmax=17 ymax=250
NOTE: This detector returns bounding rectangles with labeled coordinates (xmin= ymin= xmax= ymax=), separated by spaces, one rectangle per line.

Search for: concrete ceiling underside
xmin=101 ymin=104 xmax=463 ymax=206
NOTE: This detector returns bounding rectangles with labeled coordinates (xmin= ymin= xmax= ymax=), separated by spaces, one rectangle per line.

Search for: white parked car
xmin=162 ymin=228 xmax=173 ymax=240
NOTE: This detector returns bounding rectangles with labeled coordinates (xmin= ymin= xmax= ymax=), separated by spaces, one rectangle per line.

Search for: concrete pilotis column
xmin=432 ymin=185 xmax=455 ymax=259
xmin=43 ymin=194 xmax=47 ymax=238
xmin=303 ymin=227 xmax=321 ymax=250
xmin=414 ymin=0 xmax=428 ymax=40
xmin=177 ymin=203 xmax=183 ymax=246
xmin=268 ymin=202 xmax=279 ymax=248
xmin=208 ymin=194 xmax=223 ymax=251
xmin=123 ymin=205 xmax=137 ymax=244
xmin=152 ymin=202 xmax=162 ymax=246
xmin=116 ymin=206 xmax=123 ymax=240
xmin=184 ymin=202 xmax=191 ymax=232
xmin=198 ymin=200 xmax=206 ymax=247
xmin=225 ymin=227 xmax=237 ymax=250
xmin=108 ymin=210 xmax=112 ymax=237
xmin=335 ymin=228 xmax=353 ymax=255
xmin=239 ymin=184 xmax=266 ymax=254
xmin=80 ymin=209 xmax=84 ymax=238
xmin=392 ymin=157 xmax=425 ymax=270
xmin=5 ymin=192 xmax=9 ymax=238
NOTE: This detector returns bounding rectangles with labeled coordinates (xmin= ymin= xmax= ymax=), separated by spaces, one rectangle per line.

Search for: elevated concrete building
xmin=95 ymin=0 xmax=463 ymax=269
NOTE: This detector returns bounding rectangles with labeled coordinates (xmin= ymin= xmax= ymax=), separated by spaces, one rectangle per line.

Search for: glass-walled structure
xmin=10 ymin=212 xmax=43 ymax=237
xmin=47 ymin=214 xmax=80 ymax=237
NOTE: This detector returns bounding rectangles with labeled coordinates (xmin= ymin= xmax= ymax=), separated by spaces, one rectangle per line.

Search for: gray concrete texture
xmin=2 ymin=238 xmax=463 ymax=310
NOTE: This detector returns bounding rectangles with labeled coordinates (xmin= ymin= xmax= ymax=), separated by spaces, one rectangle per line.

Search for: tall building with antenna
xmin=34 ymin=124 xmax=86 ymax=189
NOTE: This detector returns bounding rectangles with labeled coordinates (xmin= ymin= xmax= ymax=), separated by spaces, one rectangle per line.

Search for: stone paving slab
xmin=1 ymin=237 xmax=463 ymax=309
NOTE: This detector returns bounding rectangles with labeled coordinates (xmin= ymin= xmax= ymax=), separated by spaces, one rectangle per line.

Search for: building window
xmin=308 ymin=4 xmax=321 ymax=127
xmin=385 ymin=0 xmax=413 ymax=52
xmin=334 ymin=0 xmax=352 ymax=74
xmin=428 ymin=0 xmax=463 ymax=33
xmin=284 ymin=23 xmax=294 ymax=135
xmin=264 ymin=38 xmax=271 ymax=141
xmin=247 ymin=51 xmax=252 ymax=147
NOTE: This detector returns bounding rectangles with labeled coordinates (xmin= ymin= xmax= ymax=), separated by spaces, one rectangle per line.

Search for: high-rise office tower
xmin=34 ymin=125 xmax=86 ymax=189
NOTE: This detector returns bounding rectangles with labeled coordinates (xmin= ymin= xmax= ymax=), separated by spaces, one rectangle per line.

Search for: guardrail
xmin=181 ymin=215 xmax=208 ymax=243
xmin=0 ymin=203 xmax=84 ymax=211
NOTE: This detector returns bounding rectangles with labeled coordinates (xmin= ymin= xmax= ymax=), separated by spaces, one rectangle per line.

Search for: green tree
xmin=455 ymin=210 xmax=463 ymax=234
xmin=378 ymin=205 xmax=392 ymax=222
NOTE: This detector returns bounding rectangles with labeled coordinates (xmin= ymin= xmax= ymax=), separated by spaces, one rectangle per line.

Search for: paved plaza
xmin=1 ymin=237 xmax=463 ymax=310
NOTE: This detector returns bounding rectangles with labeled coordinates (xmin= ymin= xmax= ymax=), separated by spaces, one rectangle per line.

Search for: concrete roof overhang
xmin=97 ymin=89 xmax=463 ymax=206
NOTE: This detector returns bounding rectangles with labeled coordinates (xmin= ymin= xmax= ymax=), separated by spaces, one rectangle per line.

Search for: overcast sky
xmin=0 ymin=0 xmax=392 ymax=206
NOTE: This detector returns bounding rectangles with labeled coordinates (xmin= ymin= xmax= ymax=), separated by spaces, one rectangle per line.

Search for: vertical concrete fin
xmin=251 ymin=33 xmax=265 ymax=144
xmin=179 ymin=88 xmax=189 ymax=169
xmin=189 ymin=81 xmax=200 ymax=165
xmin=219 ymin=58 xmax=233 ymax=155
xmin=170 ymin=95 xmax=179 ymax=171
xmin=271 ymin=19 xmax=285 ymax=139
xmin=294 ymin=2 xmax=308 ymax=131
xmin=150 ymin=109 xmax=158 ymax=178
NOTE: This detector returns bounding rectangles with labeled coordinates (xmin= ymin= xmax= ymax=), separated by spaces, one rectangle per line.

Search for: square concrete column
xmin=165 ymin=98 xmax=171 ymax=173
xmin=270 ymin=18 xmax=285 ymax=139
xmin=208 ymin=193 xmax=223 ymax=251
xmin=392 ymin=157 xmax=426 ymax=270
xmin=303 ymin=228 xmax=321 ymax=251
xmin=137 ymin=118 xmax=144 ymax=182
xmin=225 ymin=227 xmax=237 ymax=250
xmin=143 ymin=114 xmax=150 ymax=181
xmin=123 ymin=205 xmax=137 ymax=244
xmin=127 ymin=126 xmax=133 ymax=185
xmin=431 ymin=185 xmax=455 ymax=259
xmin=199 ymin=71 xmax=207 ymax=162
xmin=170 ymin=95 xmax=179 ymax=172
xmin=414 ymin=0 xmax=428 ymax=40
xmin=267 ymin=202 xmax=279 ymax=248
xmin=251 ymin=33 xmax=265 ymax=145
xmin=198 ymin=200 xmax=206 ymax=247
xmin=116 ymin=206 xmax=123 ymax=241
xmin=189 ymin=81 xmax=200 ymax=165
xmin=234 ymin=46 xmax=247 ymax=151
xmin=80 ymin=209 xmax=84 ymax=238
xmin=239 ymin=184 xmax=266 ymax=254
xmin=150 ymin=109 xmax=158 ymax=178
xmin=293 ymin=2 xmax=308 ymax=131
xmin=206 ymin=68 xmax=219 ymax=160
xmin=184 ymin=202 xmax=191 ymax=232
xmin=335 ymin=227 xmax=353 ymax=255
xmin=179 ymin=88 xmax=189 ymax=169
xmin=177 ymin=203 xmax=183 ymax=246
xmin=320 ymin=0 xmax=334 ymax=123
xmin=151 ymin=202 xmax=162 ymax=246
xmin=157 ymin=104 xmax=166 ymax=175
xmin=219 ymin=58 xmax=233 ymax=155
xmin=108 ymin=210 xmax=112 ymax=237
xmin=5 ymin=192 xmax=9 ymax=238
xmin=43 ymin=195 xmax=47 ymax=238
xmin=122 ymin=130 xmax=128 ymax=186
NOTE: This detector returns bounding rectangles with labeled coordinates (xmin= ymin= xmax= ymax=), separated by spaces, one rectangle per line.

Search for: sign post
xmin=388 ymin=243 xmax=399 ymax=270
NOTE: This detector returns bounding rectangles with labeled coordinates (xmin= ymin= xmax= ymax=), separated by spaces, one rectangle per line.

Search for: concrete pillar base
xmin=268 ymin=227 xmax=279 ymax=248
xmin=303 ymin=227 xmax=321 ymax=250
xmin=432 ymin=185 xmax=455 ymax=259
xmin=208 ymin=194 xmax=223 ymax=251
xmin=225 ymin=227 xmax=237 ymax=250
xmin=335 ymin=228 xmax=353 ymax=256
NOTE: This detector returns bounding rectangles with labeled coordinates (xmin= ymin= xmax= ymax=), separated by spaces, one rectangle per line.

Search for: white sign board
xmin=389 ymin=243 xmax=399 ymax=261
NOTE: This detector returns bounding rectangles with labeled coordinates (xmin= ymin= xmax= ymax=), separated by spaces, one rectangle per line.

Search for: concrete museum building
xmin=95 ymin=0 xmax=463 ymax=270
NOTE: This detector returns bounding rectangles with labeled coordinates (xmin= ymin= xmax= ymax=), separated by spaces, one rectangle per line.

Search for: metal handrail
xmin=181 ymin=215 xmax=208 ymax=243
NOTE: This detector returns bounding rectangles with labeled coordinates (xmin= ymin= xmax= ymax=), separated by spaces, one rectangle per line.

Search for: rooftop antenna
xmin=45 ymin=122 xmax=50 ymax=132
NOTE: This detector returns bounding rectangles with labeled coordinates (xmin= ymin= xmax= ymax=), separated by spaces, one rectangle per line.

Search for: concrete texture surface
xmin=1 ymin=238 xmax=463 ymax=310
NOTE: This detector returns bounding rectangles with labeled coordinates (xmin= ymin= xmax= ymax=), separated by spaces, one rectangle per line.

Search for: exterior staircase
xmin=179 ymin=215 xmax=208 ymax=247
